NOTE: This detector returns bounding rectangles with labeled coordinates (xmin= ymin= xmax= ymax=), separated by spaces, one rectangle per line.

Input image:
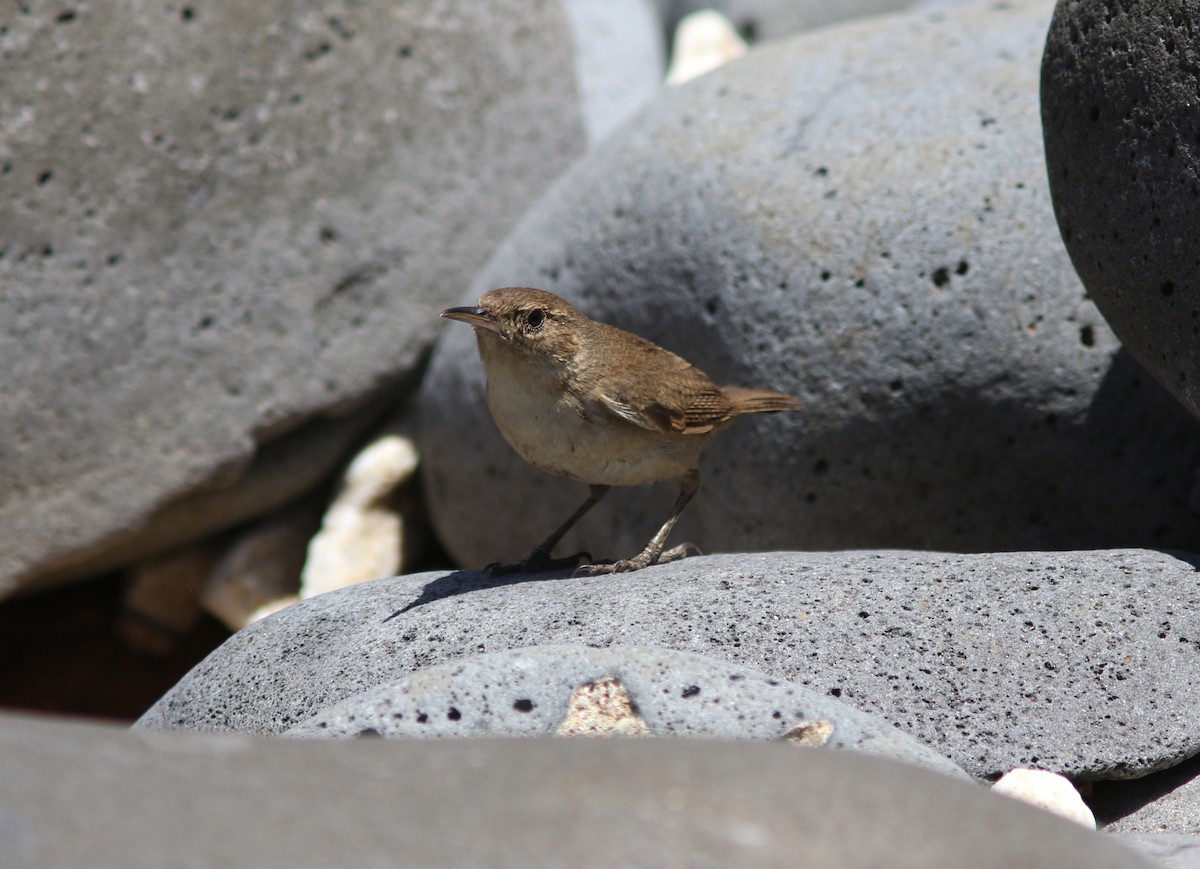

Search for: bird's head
xmin=441 ymin=287 xmax=585 ymax=363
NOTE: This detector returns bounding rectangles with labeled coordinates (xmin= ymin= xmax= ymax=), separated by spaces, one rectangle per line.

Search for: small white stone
xmin=120 ymin=546 xmax=214 ymax=653
xmin=299 ymin=426 xmax=420 ymax=600
xmin=666 ymin=10 xmax=747 ymax=86
xmin=199 ymin=508 xmax=313 ymax=631
xmin=992 ymin=768 xmax=1096 ymax=829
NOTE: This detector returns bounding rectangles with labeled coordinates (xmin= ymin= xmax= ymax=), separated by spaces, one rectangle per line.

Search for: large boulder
xmin=1041 ymin=1 xmax=1200 ymax=424
xmin=136 ymin=549 xmax=1200 ymax=782
xmin=419 ymin=0 xmax=1200 ymax=569
xmin=0 ymin=0 xmax=652 ymax=597
xmin=2 ymin=712 xmax=1157 ymax=868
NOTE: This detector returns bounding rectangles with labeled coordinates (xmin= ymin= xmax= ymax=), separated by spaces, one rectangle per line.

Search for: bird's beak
xmin=440 ymin=306 xmax=506 ymax=338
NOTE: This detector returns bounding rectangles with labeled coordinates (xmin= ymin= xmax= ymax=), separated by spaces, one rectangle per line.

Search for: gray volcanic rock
xmin=137 ymin=549 xmax=1200 ymax=781
xmin=284 ymin=644 xmax=969 ymax=780
xmin=1 ymin=713 xmax=1155 ymax=869
xmin=0 ymin=1 xmax=597 ymax=596
xmin=1042 ymin=1 xmax=1200 ymax=425
xmin=419 ymin=0 xmax=1200 ymax=571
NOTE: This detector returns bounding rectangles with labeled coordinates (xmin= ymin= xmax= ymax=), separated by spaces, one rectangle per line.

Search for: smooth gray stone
xmin=563 ymin=0 xmax=664 ymax=145
xmin=418 ymin=0 xmax=1200 ymax=571
xmin=137 ymin=549 xmax=1200 ymax=781
xmin=1042 ymin=1 xmax=1200 ymax=425
xmin=1114 ymin=835 xmax=1200 ymax=869
xmin=0 ymin=712 xmax=1155 ymax=868
xmin=0 ymin=0 xmax=595 ymax=597
xmin=284 ymin=644 xmax=969 ymax=780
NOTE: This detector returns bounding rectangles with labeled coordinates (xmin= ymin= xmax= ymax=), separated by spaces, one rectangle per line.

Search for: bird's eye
xmin=526 ymin=308 xmax=546 ymax=330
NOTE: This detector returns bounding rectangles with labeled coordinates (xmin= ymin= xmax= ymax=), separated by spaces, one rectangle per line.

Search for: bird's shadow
xmin=383 ymin=565 xmax=584 ymax=621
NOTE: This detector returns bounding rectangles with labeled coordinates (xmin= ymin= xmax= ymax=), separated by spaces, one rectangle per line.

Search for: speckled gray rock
xmin=138 ymin=549 xmax=1200 ymax=781
xmin=1 ymin=713 xmax=1155 ymax=869
xmin=1042 ymin=1 xmax=1200 ymax=425
xmin=284 ymin=644 xmax=969 ymax=779
xmin=419 ymin=0 xmax=1200 ymax=571
xmin=0 ymin=0 xmax=602 ymax=596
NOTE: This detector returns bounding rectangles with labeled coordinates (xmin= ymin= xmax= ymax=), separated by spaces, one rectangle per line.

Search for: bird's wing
xmin=592 ymin=352 xmax=734 ymax=436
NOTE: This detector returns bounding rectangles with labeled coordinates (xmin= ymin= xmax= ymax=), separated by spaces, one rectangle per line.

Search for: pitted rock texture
xmin=1042 ymin=0 xmax=1200 ymax=424
xmin=137 ymin=549 xmax=1200 ymax=781
xmin=0 ymin=0 xmax=593 ymax=596
xmin=284 ymin=644 xmax=969 ymax=779
xmin=419 ymin=0 xmax=1200 ymax=570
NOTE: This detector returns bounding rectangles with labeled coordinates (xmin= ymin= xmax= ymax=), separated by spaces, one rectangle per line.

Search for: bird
xmin=440 ymin=287 xmax=801 ymax=575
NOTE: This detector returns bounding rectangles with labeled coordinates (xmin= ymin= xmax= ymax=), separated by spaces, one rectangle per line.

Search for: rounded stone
xmin=420 ymin=0 xmax=1200 ymax=570
xmin=137 ymin=549 xmax=1200 ymax=781
xmin=1041 ymin=0 xmax=1200 ymax=424
xmin=1 ymin=712 xmax=1157 ymax=868
xmin=284 ymin=644 xmax=969 ymax=779
xmin=0 ymin=0 xmax=602 ymax=596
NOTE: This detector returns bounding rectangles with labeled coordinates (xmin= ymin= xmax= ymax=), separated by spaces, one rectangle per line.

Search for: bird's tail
xmin=721 ymin=385 xmax=803 ymax=415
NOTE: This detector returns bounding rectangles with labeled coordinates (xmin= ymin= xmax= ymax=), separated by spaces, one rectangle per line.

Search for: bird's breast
xmin=479 ymin=342 xmax=705 ymax=487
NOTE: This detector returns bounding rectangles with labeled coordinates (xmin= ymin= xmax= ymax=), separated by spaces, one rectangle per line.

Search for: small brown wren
xmin=441 ymin=287 xmax=801 ymax=575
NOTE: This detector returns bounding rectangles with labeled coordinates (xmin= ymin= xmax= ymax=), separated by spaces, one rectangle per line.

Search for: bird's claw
xmin=572 ymin=542 xmax=701 ymax=576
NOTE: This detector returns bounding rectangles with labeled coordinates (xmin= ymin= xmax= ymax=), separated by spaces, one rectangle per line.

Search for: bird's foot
xmin=485 ymin=549 xmax=592 ymax=576
xmin=572 ymin=542 xmax=701 ymax=576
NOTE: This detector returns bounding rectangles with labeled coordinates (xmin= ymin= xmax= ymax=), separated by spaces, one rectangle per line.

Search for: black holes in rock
xmin=888 ymin=378 xmax=904 ymax=392
xmin=36 ymin=169 xmax=52 ymax=186
xmin=705 ymin=296 xmax=719 ymax=316
xmin=319 ymin=225 xmax=339 ymax=244
xmin=356 ymin=728 xmax=382 ymax=738
xmin=681 ymin=685 xmax=701 ymax=698
xmin=828 ymin=687 xmax=842 ymax=698
xmin=820 ymin=270 xmax=832 ymax=282
xmin=512 ymin=698 xmax=534 ymax=713
xmin=1080 ymin=324 xmax=1095 ymax=347
xmin=194 ymin=314 xmax=214 ymax=333
xmin=813 ymin=166 xmax=829 ymax=177
xmin=955 ymin=259 xmax=969 ymax=276
xmin=737 ymin=18 xmax=758 ymax=43
xmin=304 ymin=41 xmax=332 ymax=62
xmin=813 ymin=458 xmax=829 ymax=475
xmin=931 ymin=266 xmax=951 ymax=288
xmin=447 ymin=707 xmax=461 ymax=721
xmin=398 ymin=44 xmax=413 ymax=58
xmin=55 ymin=9 xmax=76 ymax=23
xmin=327 ymin=16 xmax=354 ymax=40
xmin=180 ymin=6 xmax=194 ymax=21
xmin=857 ymin=610 xmax=869 ymax=619
xmin=1089 ymin=104 xmax=1101 ymax=122
xmin=1161 ymin=280 xmax=1175 ymax=298
xmin=416 ymin=712 xmax=428 ymax=724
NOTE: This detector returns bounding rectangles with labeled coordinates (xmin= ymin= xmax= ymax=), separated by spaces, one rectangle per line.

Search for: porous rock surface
xmin=0 ymin=0 xmax=593 ymax=596
xmin=284 ymin=644 xmax=969 ymax=779
xmin=419 ymin=0 xmax=1200 ymax=570
xmin=137 ymin=549 xmax=1200 ymax=781
xmin=1042 ymin=0 xmax=1200 ymax=425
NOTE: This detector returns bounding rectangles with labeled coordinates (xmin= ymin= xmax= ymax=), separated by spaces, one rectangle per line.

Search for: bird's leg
xmin=576 ymin=470 xmax=701 ymax=576
xmin=487 ymin=484 xmax=610 ymax=575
